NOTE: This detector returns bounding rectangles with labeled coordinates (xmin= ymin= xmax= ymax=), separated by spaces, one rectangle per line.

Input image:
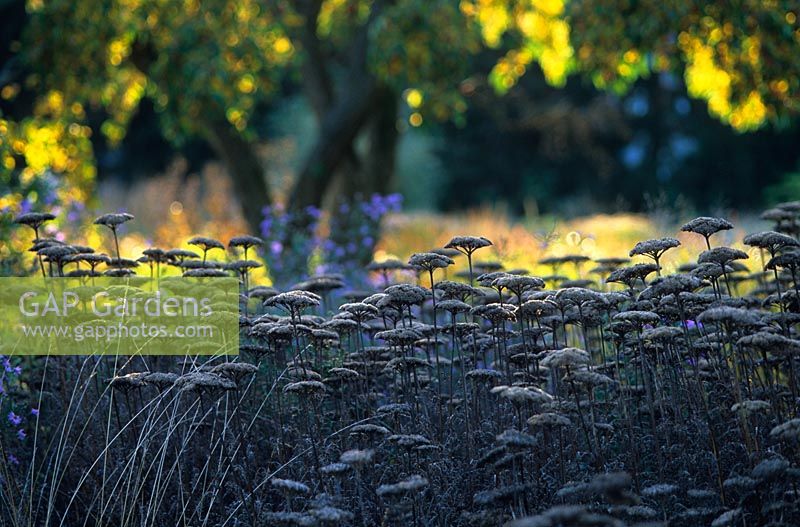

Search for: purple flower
xmin=8 ymin=412 xmax=22 ymax=426
xmin=270 ymin=241 xmax=283 ymax=256
xmin=305 ymin=206 xmax=322 ymax=220
xmin=31 ymin=408 xmax=39 ymax=417
xmin=8 ymin=454 xmax=18 ymax=465
xmin=17 ymin=429 xmax=26 ymax=440
xmin=362 ymin=236 xmax=374 ymax=248
xmin=386 ymin=193 xmax=403 ymax=210
xmin=260 ymin=218 xmax=273 ymax=236
xmin=13 ymin=366 xmax=21 ymax=375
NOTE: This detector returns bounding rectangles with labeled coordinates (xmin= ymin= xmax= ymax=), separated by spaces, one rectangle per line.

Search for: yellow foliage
xmin=467 ymin=0 xmax=573 ymax=92
xmin=682 ymin=33 xmax=769 ymax=131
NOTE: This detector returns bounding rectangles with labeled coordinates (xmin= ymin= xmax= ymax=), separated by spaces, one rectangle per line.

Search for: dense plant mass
xmin=3 ymin=204 xmax=800 ymax=526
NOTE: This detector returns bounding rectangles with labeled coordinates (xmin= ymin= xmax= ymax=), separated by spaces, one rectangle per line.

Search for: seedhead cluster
xmin=3 ymin=204 xmax=800 ymax=526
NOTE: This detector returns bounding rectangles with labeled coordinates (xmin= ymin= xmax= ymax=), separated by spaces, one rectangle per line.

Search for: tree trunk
xmin=202 ymin=119 xmax=271 ymax=235
xmin=358 ymin=86 xmax=399 ymax=196
xmin=289 ymin=77 xmax=379 ymax=210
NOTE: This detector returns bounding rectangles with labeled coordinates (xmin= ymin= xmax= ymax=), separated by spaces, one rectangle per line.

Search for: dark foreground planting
xmin=2 ymin=207 xmax=800 ymax=527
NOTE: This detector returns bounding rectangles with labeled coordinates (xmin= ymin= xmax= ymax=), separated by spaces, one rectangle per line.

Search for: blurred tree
xmin=1 ymin=0 xmax=799 ymax=231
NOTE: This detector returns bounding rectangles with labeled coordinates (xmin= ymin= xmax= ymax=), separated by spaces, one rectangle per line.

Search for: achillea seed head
xmin=681 ymin=216 xmax=734 ymax=237
xmin=376 ymin=475 xmax=428 ymax=497
xmin=339 ymin=448 xmax=374 ymax=467
xmin=94 ymin=212 xmax=134 ymax=227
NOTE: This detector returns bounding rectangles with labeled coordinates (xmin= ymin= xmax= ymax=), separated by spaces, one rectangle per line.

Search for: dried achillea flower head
xmin=270 ymin=478 xmax=311 ymax=495
xmin=384 ymin=283 xmax=430 ymax=306
xmin=309 ymin=506 xmax=354 ymax=523
xmin=265 ymin=291 xmax=322 ymax=314
xmin=540 ymin=348 xmax=592 ymax=369
xmin=174 ymin=372 xmax=236 ymax=393
xmin=491 ymin=385 xmax=553 ymax=404
xmin=142 ymin=372 xmax=179 ymax=390
xmin=769 ymin=418 xmax=800 ymax=442
xmin=641 ymin=483 xmax=679 ymax=498
xmin=320 ymin=462 xmax=351 ymax=476
xmin=228 ymin=235 xmax=263 ymax=250
xmin=527 ymin=412 xmax=571 ymax=428
xmin=339 ymin=448 xmax=375 ymax=467
xmin=606 ymin=263 xmax=660 ymax=288
xmin=681 ymin=216 xmax=734 ymax=238
xmin=94 ymin=212 xmax=134 ymax=227
xmin=465 ymin=368 xmax=504 ymax=384
xmin=731 ymin=400 xmax=771 ymax=414
xmin=445 ymin=236 xmax=493 ymax=254
xmin=743 ymin=231 xmax=799 ymax=253
xmin=187 ymin=236 xmax=225 ymax=251
xmin=14 ymin=212 xmax=56 ymax=231
xmin=750 ymin=457 xmax=789 ymax=482
xmin=629 ymin=237 xmax=681 ymax=260
xmin=408 ymin=252 xmax=455 ymax=271
xmin=496 ymin=429 xmax=537 ymax=448
xmin=283 ymin=380 xmax=327 ymax=397
xmin=698 ymin=247 xmax=748 ymax=266
xmin=376 ymin=475 xmax=428 ymax=497
xmin=109 ymin=372 xmax=147 ymax=392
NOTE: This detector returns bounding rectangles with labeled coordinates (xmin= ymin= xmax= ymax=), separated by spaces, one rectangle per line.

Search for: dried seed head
xmin=743 ymin=231 xmax=799 ymax=252
xmin=540 ymin=348 xmax=592 ymax=369
xmin=174 ymin=372 xmax=236 ymax=393
xmin=270 ymin=478 xmax=311 ymax=495
xmin=750 ymin=457 xmax=789 ymax=482
xmin=94 ymin=212 xmax=134 ymax=228
xmin=641 ymin=483 xmax=679 ymax=498
xmin=770 ymin=418 xmax=800 ymax=442
xmin=228 ymin=235 xmax=263 ymax=250
xmin=681 ymin=217 xmax=734 ymax=238
xmin=187 ymin=236 xmax=225 ymax=251
xmin=109 ymin=372 xmax=147 ymax=391
xmin=527 ymin=412 xmax=571 ymax=428
xmin=283 ymin=380 xmax=327 ymax=397
xmin=496 ymin=429 xmax=537 ymax=448
xmin=444 ymin=236 xmax=493 ymax=254
xmin=376 ymin=475 xmax=428 ymax=497
xmin=14 ymin=212 xmax=57 ymax=230
xmin=339 ymin=449 xmax=375 ymax=467
xmin=629 ymin=237 xmax=681 ymax=259
xmin=309 ymin=506 xmax=354 ymax=524
xmin=320 ymin=462 xmax=351 ymax=476
xmin=697 ymin=247 xmax=748 ymax=266
xmin=408 ymin=252 xmax=455 ymax=271
xmin=731 ymin=400 xmax=771 ymax=414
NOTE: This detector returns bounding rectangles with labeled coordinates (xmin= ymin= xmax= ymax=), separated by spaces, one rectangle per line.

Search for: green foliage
xmin=764 ymin=169 xmax=800 ymax=205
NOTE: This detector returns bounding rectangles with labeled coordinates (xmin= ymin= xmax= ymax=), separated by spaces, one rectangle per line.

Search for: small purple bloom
xmin=8 ymin=412 xmax=22 ymax=426
xmin=270 ymin=241 xmax=283 ymax=256
xmin=8 ymin=454 xmax=19 ymax=465
xmin=17 ymin=429 xmax=26 ymax=440
xmin=31 ymin=408 xmax=39 ymax=417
